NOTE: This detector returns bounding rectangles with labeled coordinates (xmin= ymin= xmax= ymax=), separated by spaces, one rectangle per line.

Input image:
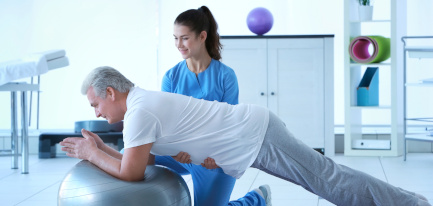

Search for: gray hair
xmin=81 ymin=66 xmax=135 ymax=99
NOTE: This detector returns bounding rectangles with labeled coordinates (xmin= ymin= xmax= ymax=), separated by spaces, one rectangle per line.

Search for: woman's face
xmin=173 ymin=24 xmax=204 ymax=59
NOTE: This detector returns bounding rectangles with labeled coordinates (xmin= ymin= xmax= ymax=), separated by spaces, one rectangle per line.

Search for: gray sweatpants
xmin=251 ymin=111 xmax=424 ymax=206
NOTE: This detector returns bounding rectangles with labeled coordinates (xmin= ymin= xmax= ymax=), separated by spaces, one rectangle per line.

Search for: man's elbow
xmin=118 ymin=167 xmax=146 ymax=182
xmin=119 ymin=173 xmax=145 ymax=182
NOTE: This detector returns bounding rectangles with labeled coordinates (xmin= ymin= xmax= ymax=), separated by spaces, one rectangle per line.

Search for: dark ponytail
xmin=175 ymin=5 xmax=222 ymax=60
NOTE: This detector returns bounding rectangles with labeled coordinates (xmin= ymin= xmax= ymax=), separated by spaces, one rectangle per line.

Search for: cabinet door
xmin=220 ymin=39 xmax=267 ymax=108
xmin=267 ymin=38 xmax=325 ymax=148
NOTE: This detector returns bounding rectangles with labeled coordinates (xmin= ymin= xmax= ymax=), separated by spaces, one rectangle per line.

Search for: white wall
xmin=157 ymin=0 xmax=433 ymax=127
xmin=0 ymin=0 xmax=432 ymax=131
xmin=0 ymin=0 xmax=159 ymax=130
xmin=157 ymin=0 xmax=344 ymax=124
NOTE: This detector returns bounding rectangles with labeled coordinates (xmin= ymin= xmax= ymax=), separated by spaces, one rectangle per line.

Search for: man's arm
xmin=88 ymin=144 xmax=152 ymax=181
xmin=83 ymin=129 xmax=123 ymax=160
xmin=60 ymin=130 xmax=151 ymax=181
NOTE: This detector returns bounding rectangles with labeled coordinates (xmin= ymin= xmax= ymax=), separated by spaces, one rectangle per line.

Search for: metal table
xmin=402 ymin=36 xmax=433 ymax=161
xmin=0 ymin=82 xmax=39 ymax=174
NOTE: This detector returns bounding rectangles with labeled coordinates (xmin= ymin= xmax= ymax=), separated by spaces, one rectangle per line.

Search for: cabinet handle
xmin=271 ymin=92 xmax=275 ymax=96
xmin=260 ymin=92 xmax=265 ymax=96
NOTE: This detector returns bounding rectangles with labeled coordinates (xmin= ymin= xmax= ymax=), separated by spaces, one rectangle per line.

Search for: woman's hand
xmin=171 ymin=151 xmax=192 ymax=164
xmin=201 ymin=157 xmax=220 ymax=169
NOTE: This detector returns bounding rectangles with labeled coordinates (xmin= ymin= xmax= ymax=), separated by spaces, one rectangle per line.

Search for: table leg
xmin=10 ymin=92 xmax=18 ymax=169
xmin=403 ymin=137 xmax=407 ymax=161
xmin=21 ymin=91 xmax=29 ymax=174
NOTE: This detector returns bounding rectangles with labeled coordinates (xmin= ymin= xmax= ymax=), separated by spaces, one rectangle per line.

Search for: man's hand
xmin=171 ymin=151 xmax=192 ymax=164
xmin=81 ymin=129 xmax=105 ymax=149
xmin=80 ymin=129 xmax=123 ymax=160
xmin=60 ymin=129 xmax=99 ymax=160
xmin=201 ymin=157 xmax=220 ymax=169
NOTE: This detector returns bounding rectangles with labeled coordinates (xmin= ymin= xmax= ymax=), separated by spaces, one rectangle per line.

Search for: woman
xmin=156 ymin=6 xmax=271 ymax=206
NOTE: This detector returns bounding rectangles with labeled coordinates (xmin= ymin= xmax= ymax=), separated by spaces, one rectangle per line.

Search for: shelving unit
xmin=344 ymin=0 xmax=406 ymax=156
xmin=402 ymin=36 xmax=433 ymax=161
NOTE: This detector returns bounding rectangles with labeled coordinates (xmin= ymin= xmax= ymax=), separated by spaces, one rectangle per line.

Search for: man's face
xmin=87 ymin=87 xmax=122 ymax=124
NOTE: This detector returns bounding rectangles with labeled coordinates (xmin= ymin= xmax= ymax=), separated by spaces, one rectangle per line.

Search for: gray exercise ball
xmin=58 ymin=160 xmax=191 ymax=206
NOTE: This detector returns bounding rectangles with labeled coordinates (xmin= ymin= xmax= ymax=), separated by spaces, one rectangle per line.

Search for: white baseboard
xmin=0 ymin=127 xmax=432 ymax=155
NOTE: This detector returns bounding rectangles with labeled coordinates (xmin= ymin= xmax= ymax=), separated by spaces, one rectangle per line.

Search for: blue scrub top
xmin=162 ymin=59 xmax=239 ymax=105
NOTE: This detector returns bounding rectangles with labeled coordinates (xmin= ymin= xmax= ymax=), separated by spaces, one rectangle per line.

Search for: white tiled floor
xmin=0 ymin=153 xmax=432 ymax=206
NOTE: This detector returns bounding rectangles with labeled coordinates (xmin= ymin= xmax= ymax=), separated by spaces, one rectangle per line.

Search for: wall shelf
xmin=344 ymin=0 xmax=406 ymax=156
xmin=350 ymin=63 xmax=391 ymax=66
xmin=350 ymin=106 xmax=391 ymax=110
xmin=350 ymin=20 xmax=391 ymax=23
xmin=405 ymin=134 xmax=433 ymax=142
xmin=405 ymin=82 xmax=433 ymax=87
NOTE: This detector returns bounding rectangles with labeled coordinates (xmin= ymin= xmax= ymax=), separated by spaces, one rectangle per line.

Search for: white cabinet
xmin=220 ymin=36 xmax=334 ymax=156
xmin=343 ymin=0 xmax=406 ymax=156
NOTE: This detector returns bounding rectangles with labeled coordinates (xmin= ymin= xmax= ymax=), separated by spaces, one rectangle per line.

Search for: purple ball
xmin=247 ymin=7 xmax=274 ymax=35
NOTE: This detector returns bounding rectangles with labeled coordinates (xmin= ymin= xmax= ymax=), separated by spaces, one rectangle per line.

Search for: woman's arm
xmin=221 ymin=69 xmax=239 ymax=105
xmin=161 ymin=73 xmax=172 ymax=92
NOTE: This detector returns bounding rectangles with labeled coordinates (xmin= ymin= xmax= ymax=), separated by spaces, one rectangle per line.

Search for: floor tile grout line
xmin=13 ymin=179 xmax=61 ymax=206
xmin=0 ymin=157 xmax=49 ymax=181
xmin=0 ymin=156 xmax=64 ymax=205
xmin=0 ymin=170 xmax=19 ymax=181
xmin=2 ymin=154 xmax=432 ymax=205
xmin=247 ymin=170 xmax=261 ymax=192
xmin=378 ymin=157 xmax=389 ymax=183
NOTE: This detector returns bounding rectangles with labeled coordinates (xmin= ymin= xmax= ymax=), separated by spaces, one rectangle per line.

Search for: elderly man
xmin=60 ymin=66 xmax=430 ymax=206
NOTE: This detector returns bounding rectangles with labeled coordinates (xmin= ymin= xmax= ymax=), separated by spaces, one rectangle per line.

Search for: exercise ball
xmin=247 ymin=7 xmax=274 ymax=35
xmin=58 ymin=160 xmax=191 ymax=206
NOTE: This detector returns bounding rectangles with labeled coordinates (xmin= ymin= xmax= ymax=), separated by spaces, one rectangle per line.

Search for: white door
xmin=220 ymin=39 xmax=267 ymax=108
xmin=267 ymin=38 xmax=325 ymax=148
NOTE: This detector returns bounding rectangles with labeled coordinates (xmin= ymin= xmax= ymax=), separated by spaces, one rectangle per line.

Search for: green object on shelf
xmin=349 ymin=35 xmax=391 ymax=64
xmin=370 ymin=36 xmax=391 ymax=63
xmin=359 ymin=0 xmax=370 ymax=6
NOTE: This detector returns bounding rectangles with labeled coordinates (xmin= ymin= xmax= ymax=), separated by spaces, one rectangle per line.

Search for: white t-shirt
xmin=123 ymin=87 xmax=269 ymax=179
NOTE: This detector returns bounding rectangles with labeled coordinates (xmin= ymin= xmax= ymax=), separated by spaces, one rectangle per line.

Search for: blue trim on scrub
xmin=156 ymin=59 xmax=265 ymax=206
xmin=161 ymin=59 xmax=239 ymax=104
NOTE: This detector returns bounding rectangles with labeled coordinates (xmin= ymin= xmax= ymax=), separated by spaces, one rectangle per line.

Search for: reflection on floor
xmin=0 ymin=153 xmax=432 ymax=206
